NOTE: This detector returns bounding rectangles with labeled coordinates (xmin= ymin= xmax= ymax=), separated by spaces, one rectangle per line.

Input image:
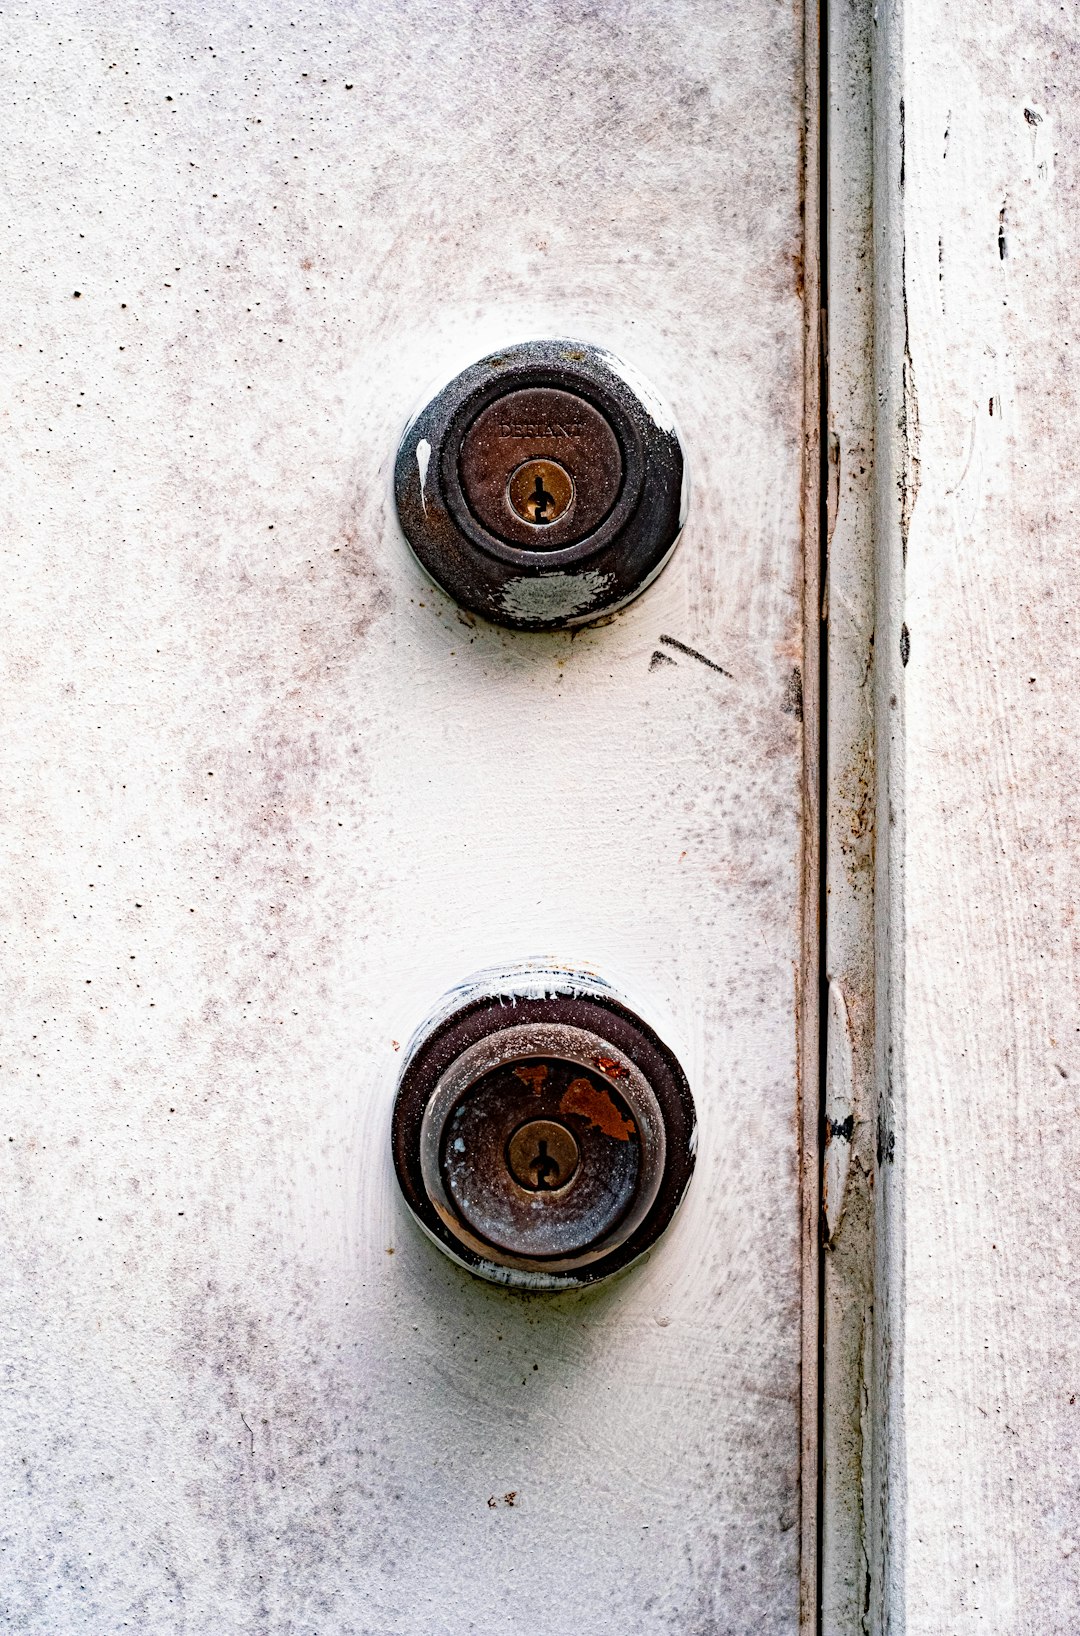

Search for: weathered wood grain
xmin=874 ymin=1 xmax=1080 ymax=1629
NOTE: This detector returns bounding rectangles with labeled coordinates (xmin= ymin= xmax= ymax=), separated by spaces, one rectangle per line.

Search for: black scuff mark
xmin=900 ymin=624 xmax=911 ymax=667
xmin=899 ymin=97 xmax=905 ymax=191
xmin=649 ymin=650 xmax=676 ymax=672
xmin=782 ymin=666 xmax=804 ymax=719
xmin=900 ymin=273 xmax=921 ymax=565
xmin=900 ymin=280 xmax=921 ymax=563
xmin=877 ymin=1116 xmax=895 ymax=1166
xmin=826 ymin=429 xmax=841 ymax=565
xmin=658 ymin=634 xmax=733 ymax=678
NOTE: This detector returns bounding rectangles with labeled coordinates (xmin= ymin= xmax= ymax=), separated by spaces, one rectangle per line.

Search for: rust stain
xmin=560 ymin=1078 xmax=635 ymax=1141
xmin=513 ymin=1063 xmax=548 ymax=1096
xmin=595 ymin=1054 xmax=629 ymax=1081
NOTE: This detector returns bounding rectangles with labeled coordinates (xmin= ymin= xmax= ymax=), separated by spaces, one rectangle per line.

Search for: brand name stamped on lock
xmin=497 ymin=419 xmax=586 ymax=439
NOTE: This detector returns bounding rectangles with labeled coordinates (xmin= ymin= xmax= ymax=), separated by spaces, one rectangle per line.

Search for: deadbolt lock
xmin=394 ymin=340 xmax=686 ymax=630
xmin=391 ymin=965 xmax=696 ymax=1289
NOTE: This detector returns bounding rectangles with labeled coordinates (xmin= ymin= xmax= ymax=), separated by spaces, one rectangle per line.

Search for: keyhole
xmin=529 ymin=1138 xmax=560 ymax=1189
xmin=530 ymin=473 xmax=556 ymax=523
xmin=506 ymin=1118 xmax=580 ymax=1192
xmin=505 ymin=458 xmax=574 ymax=528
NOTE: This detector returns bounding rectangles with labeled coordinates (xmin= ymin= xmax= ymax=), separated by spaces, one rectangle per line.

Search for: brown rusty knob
xmin=391 ymin=964 xmax=697 ymax=1290
xmin=437 ymin=1051 xmax=647 ymax=1261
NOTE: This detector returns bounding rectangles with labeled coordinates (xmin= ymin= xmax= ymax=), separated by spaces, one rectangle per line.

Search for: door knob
xmin=394 ymin=340 xmax=686 ymax=631
xmin=391 ymin=965 xmax=696 ymax=1289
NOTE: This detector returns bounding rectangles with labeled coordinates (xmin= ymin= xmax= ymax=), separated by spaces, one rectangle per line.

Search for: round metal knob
xmin=394 ymin=340 xmax=686 ymax=631
xmin=391 ymin=965 xmax=696 ymax=1290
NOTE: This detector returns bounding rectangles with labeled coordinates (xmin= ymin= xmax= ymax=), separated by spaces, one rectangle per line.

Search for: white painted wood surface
xmin=0 ymin=3 xmax=816 ymax=1631
xmin=872 ymin=1 xmax=1080 ymax=1629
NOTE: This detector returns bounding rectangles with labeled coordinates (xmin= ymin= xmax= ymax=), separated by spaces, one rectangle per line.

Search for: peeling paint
xmin=415 ymin=437 xmax=432 ymax=514
xmin=559 ymin=1078 xmax=636 ymax=1141
xmin=497 ymin=568 xmax=613 ymax=623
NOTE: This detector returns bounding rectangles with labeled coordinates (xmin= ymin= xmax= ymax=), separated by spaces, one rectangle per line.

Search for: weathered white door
xmin=2 ymin=3 xmax=816 ymax=1630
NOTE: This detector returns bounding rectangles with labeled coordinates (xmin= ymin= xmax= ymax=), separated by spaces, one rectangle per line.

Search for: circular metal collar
xmin=393 ymin=339 xmax=685 ymax=631
xmin=391 ymin=973 xmax=696 ymax=1290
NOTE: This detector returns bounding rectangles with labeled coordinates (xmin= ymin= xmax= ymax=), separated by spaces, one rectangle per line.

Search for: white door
xmin=2 ymin=3 xmax=817 ymax=1630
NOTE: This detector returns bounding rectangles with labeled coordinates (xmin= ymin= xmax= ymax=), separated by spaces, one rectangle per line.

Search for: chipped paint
xmin=513 ymin=1062 xmax=549 ymax=1095
xmin=415 ymin=437 xmax=432 ymax=514
xmin=823 ymin=982 xmax=855 ymax=1242
xmin=497 ymin=567 xmax=614 ymax=623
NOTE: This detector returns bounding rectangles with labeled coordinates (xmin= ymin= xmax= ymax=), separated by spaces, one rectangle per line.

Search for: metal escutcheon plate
xmin=393 ymin=340 xmax=687 ymax=631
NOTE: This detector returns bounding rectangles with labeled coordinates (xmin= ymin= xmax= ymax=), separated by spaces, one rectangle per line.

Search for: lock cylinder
xmin=391 ymin=965 xmax=696 ymax=1289
xmin=393 ymin=340 xmax=686 ymax=631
